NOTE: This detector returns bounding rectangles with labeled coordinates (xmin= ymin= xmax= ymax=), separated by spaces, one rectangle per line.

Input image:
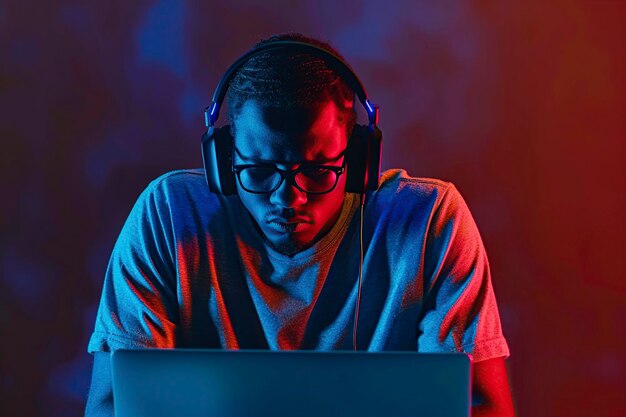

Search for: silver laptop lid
xmin=112 ymin=349 xmax=471 ymax=417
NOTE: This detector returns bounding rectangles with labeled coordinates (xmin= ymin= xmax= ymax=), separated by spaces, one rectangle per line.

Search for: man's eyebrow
xmin=233 ymin=148 xmax=344 ymax=165
xmin=236 ymin=154 xmax=289 ymax=164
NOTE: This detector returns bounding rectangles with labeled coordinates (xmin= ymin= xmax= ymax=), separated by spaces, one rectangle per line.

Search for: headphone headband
xmin=204 ymin=40 xmax=379 ymax=128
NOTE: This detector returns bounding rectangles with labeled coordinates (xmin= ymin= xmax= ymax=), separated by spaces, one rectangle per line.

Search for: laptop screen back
xmin=112 ymin=349 xmax=471 ymax=417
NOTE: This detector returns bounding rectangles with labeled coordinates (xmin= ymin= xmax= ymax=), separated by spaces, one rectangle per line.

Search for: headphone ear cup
xmin=201 ymin=125 xmax=238 ymax=195
xmin=365 ymin=124 xmax=382 ymax=191
xmin=345 ymin=124 xmax=382 ymax=194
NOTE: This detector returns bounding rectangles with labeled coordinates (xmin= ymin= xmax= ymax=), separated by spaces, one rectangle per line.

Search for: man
xmin=86 ymin=33 xmax=514 ymax=416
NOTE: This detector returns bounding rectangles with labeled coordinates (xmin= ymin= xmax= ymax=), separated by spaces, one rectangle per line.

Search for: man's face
xmin=232 ymin=99 xmax=349 ymax=256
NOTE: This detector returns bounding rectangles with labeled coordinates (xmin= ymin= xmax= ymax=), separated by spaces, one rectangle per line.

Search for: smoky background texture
xmin=1 ymin=1 xmax=625 ymax=416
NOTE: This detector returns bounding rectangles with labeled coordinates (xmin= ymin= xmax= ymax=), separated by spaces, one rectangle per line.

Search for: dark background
xmin=1 ymin=1 xmax=625 ymax=416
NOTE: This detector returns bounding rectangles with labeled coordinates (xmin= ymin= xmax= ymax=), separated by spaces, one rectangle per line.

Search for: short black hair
xmin=226 ymin=33 xmax=357 ymax=137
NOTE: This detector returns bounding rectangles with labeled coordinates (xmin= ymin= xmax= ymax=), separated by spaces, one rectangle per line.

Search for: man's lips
xmin=267 ymin=217 xmax=310 ymax=225
xmin=266 ymin=216 xmax=311 ymax=232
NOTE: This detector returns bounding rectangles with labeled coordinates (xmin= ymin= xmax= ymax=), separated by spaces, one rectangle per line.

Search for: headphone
xmin=201 ymin=40 xmax=383 ymax=196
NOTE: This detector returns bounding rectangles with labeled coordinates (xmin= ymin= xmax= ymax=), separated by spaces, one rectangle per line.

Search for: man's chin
xmin=264 ymin=233 xmax=314 ymax=257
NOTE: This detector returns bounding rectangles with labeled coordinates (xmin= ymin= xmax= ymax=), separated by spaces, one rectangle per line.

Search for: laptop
xmin=111 ymin=349 xmax=471 ymax=417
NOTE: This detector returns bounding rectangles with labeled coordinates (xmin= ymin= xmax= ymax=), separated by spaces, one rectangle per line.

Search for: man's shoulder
xmin=373 ymin=169 xmax=478 ymax=233
xmin=374 ymin=169 xmax=454 ymax=202
xmin=146 ymin=168 xmax=206 ymax=192
xmin=136 ymin=168 xmax=225 ymax=216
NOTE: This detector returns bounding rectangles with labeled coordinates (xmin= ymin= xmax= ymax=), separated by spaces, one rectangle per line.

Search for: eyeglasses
xmin=231 ymin=150 xmax=346 ymax=195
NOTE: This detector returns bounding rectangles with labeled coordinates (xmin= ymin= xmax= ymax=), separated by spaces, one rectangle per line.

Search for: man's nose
xmin=269 ymin=176 xmax=307 ymax=208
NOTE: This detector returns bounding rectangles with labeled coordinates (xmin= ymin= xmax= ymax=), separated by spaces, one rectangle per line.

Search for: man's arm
xmin=471 ymin=357 xmax=515 ymax=417
xmin=84 ymin=352 xmax=113 ymax=417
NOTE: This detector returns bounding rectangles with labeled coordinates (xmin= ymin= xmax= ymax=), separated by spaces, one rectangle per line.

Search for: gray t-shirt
xmin=89 ymin=168 xmax=509 ymax=361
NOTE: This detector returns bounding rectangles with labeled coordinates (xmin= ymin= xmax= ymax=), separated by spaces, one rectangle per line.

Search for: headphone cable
xmin=353 ymin=194 xmax=365 ymax=351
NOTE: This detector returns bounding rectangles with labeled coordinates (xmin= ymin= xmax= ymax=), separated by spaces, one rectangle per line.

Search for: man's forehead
xmin=233 ymin=99 xmax=348 ymax=163
xmin=235 ymin=135 xmax=343 ymax=164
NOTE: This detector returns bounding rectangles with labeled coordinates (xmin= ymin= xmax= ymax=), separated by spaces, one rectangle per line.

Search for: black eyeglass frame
xmin=231 ymin=154 xmax=347 ymax=195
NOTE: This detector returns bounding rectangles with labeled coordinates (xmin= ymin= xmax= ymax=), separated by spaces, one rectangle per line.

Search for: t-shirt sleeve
xmin=88 ymin=179 xmax=179 ymax=353
xmin=417 ymin=183 xmax=510 ymax=362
